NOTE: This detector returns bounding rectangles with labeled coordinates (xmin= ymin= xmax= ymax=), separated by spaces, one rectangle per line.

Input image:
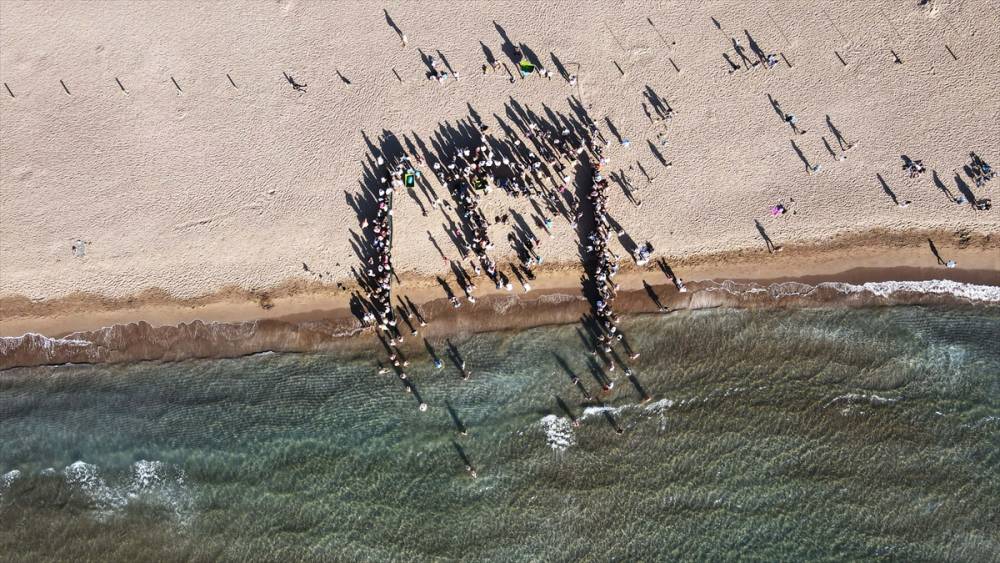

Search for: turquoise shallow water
xmin=1 ymin=307 xmax=998 ymax=561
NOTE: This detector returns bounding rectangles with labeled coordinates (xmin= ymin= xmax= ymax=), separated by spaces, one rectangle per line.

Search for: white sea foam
xmin=540 ymin=415 xmax=575 ymax=451
xmin=824 ymin=393 xmax=899 ymax=410
xmin=702 ymin=279 xmax=1000 ymax=304
xmin=962 ymin=415 xmax=1000 ymax=430
xmin=491 ymin=295 xmax=519 ymax=315
xmin=581 ymin=404 xmax=629 ymax=420
xmin=836 ymin=279 xmax=1000 ymax=303
xmin=0 ymin=333 xmax=94 ymax=356
xmin=62 ymin=460 xmax=194 ymax=524
xmin=64 ymin=461 xmax=126 ymax=514
xmin=1 ymin=469 xmax=22 ymax=495
xmin=537 ymin=293 xmax=582 ymax=305
xmin=826 ymin=393 xmax=899 ymax=406
xmin=645 ymin=398 xmax=675 ymax=412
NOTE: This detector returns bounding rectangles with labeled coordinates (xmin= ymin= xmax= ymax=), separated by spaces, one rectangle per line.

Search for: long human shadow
xmin=657 ymin=257 xmax=684 ymax=290
xmin=825 ymin=115 xmax=851 ymax=150
xmin=402 ymin=295 xmax=423 ymax=321
xmin=594 ymin=399 xmax=624 ymax=434
xmin=407 ymin=187 xmax=427 ymax=215
xmin=876 ymin=173 xmax=899 ymax=205
xmin=493 ymin=21 xmax=520 ymax=64
xmin=930 ymin=170 xmax=955 ymax=202
xmin=554 ymin=395 xmax=580 ymax=426
xmin=723 ymin=53 xmax=740 ymax=71
xmin=643 ymin=280 xmax=665 ymax=309
xmin=392 ymin=303 xmax=415 ymax=333
xmin=627 ymin=372 xmax=651 ymax=402
xmin=416 ymin=48 xmax=437 ymax=76
xmin=744 ymin=29 xmax=766 ymax=63
xmin=767 ymin=93 xmax=784 ymax=121
xmin=609 ymin=169 xmax=640 ymax=206
xmin=445 ymin=400 xmax=468 ymax=435
xmin=928 ymin=238 xmax=946 ymax=265
xmin=754 ymin=219 xmax=778 ymax=253
xmin=451 ymin=440 xmax=477 ymax=477
xmin=603 ymin=212 xmax=638 ymax=256
xmin=445 ymin=338 xmax=464 ymax=372
xmin=580 ymin=358 xmax=623 ymax=433
xmin=790 ymin=140 xmax=811 ymax=172
xmin=648 ymin=140 xmax=667 ymax=166
xmin=554 ymin=352 xmax=594 ymax=401
xmin=954 ymin=173 xmax=977 ymax=206
xmin=384 ymin=9 xmax=403 ymax=39
xmin=403 ymin=377 xmax=426 ymax=409
xmin=821 ymin=137 xmax=838 ymax=158
xmin=450 ymin=260 xmax=470 ymax=294
xmin=348 ymin=292 xmax=369 ymax=323
xmin=604 ymin=116 xmax=623 ymax=143
xmin=437 ymin=276 xmax=455 ymax=299
xmin=424 ymin=337 xmax=441 ymax=362
xmin=427 ymin=230 xmax=447 ymax=260
xmin=643 ymin=85 xmax=671 ymax=119
xmin=437 ymin=50 xmax=456 ymax=74
xmin=586 ymin=356 xmax=610 ymax=388
xmin=549 ymin=52 xmax=569 ymax=79
xmin=732 ymin=37 xmax=752 ymax=68
xmin=480 ymin=41 xmax=497 ymax=65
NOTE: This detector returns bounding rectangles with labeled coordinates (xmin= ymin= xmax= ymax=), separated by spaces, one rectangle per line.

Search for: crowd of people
xmin=420 ymin=104 xmax=603 ymax=300
xmin=362 ymin=155 xmax=435 ymax=411
xmin=342 ymin=12 xmax=998 ymax=476
xmin=903 ymin=156 xmax=926 ymax=178
xmin=360 ymin=157 xmax=407 ymax=339
xmin=587 ymin=162 xmax=640 ymax=367
xmin=969 ymin=152 xmax=994 ymax=188
xmin=431 ymin=141 xmax=506 ymax=298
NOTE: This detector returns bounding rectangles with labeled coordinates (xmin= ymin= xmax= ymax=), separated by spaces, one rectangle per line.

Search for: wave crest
xmin=703 ymin=279 xmax=1000 ymax=304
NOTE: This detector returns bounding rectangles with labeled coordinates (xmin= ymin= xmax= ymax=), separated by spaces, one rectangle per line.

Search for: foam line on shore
xmin=702 ymin=279 xmax=1000 ymax=304
xmin=3 ymin=276 xmax=999 ymax=370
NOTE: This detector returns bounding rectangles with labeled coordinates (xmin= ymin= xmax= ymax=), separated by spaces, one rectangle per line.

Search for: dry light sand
xmin=1 ymin=0 xmax=999 ymax=336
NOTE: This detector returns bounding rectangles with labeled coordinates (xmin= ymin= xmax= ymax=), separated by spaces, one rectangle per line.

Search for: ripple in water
xmin=1 ymin=306 xmax=997 ymax=560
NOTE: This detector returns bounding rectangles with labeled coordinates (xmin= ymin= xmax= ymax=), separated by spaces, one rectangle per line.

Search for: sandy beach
xmin=3 ymin=5 xmax=1000 ymax=556
xmin=1 ymin=0 xmax=999 ymax=356
xmin=2 ymin=228 xmax=999 ymax=369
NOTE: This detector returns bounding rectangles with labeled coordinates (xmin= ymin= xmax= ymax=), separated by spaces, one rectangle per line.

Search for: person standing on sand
xmin=786 ymin=114 xmax=806 ymax=135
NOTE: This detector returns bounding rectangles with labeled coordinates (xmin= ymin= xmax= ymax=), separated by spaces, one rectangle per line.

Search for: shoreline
xmin=2 ymin=228 xmax=997 ymax=337
xmin=2 ymin=231 xmax=999 ymax=370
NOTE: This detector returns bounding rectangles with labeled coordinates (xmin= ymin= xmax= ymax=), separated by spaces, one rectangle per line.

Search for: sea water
xmin=1 ymin=307 xmax=998 ymax=561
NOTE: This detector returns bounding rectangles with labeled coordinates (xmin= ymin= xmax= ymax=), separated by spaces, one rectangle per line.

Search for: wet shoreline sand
xmin=2 ymin=230 xmax=998 ymax=370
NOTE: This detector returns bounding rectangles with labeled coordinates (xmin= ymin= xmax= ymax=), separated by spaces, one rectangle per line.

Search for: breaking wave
xmin=702 ymin=279 xmax=1000 ymax=304
xmin=539 ymin=415 xmax=576 ymax=451
xmin=3 ymin=278 xmax=996 ymax=370
xmin=62 ymin=460 xmax=194 ymax=524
